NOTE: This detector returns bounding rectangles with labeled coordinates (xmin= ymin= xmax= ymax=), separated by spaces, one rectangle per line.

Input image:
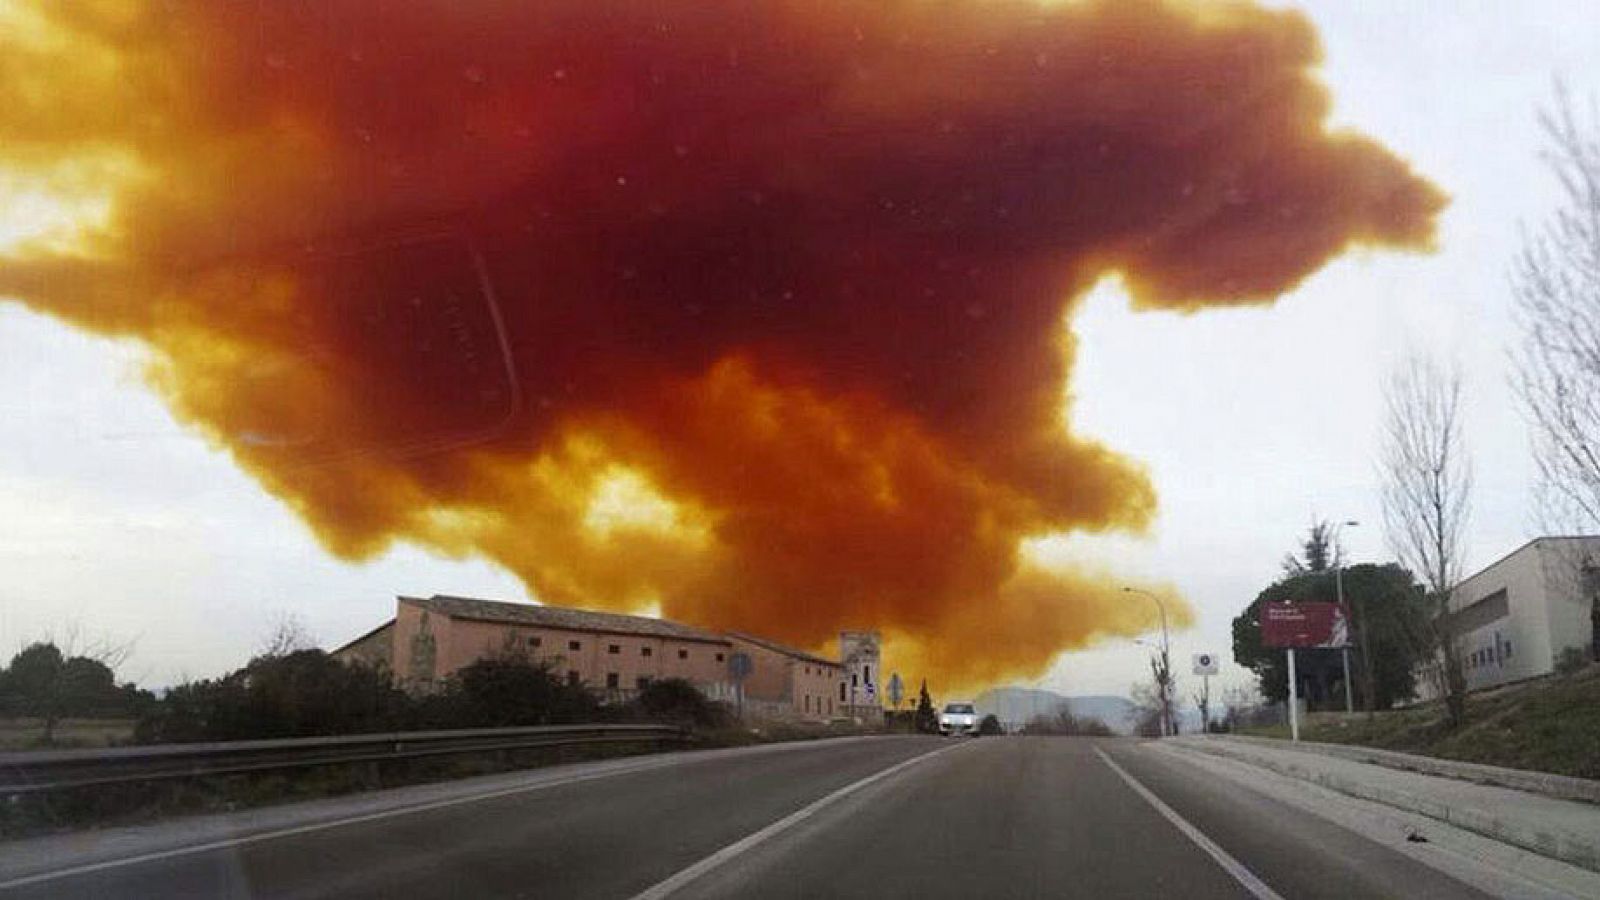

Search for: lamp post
xmin=1330 ymin=520 xmax=1360 ymax=716
xmin=1123 ymin=587 xmax=1172 ymax=736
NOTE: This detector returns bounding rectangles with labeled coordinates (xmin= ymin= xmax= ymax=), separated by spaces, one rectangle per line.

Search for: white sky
xmin=2 ymin=2 xmax=1598 ymax=697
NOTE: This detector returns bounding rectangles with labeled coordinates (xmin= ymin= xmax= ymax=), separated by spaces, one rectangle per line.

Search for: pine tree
xmin=914 ymin=679 xmax=938 ymax=734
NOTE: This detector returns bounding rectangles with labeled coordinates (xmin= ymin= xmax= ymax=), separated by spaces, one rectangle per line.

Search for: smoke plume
xmin=0 ymin=0 xmax=1443 ymax=687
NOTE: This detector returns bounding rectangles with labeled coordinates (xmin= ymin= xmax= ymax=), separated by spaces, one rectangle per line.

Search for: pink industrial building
xmin=334 ymin=595 xmax=858 ymax=722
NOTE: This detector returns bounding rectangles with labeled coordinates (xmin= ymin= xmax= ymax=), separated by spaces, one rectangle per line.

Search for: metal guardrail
xmin=0 ymin=724 xmax=688 ymax=794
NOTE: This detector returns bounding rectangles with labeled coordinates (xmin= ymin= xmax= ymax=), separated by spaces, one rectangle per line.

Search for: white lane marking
xmin=0 ymin=738 xmax=877 ymax=893
xmin=1095 ymin=746 xmax=1285 ymax=900
xmin=630 ymin=740 xmax=970 ymax=899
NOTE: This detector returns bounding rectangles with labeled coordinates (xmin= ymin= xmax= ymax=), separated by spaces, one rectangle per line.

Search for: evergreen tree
xmin=914 ymin=679 xmax=938 ymax=734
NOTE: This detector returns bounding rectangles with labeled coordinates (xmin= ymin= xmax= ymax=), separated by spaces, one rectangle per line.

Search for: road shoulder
xmin=1149 ymin=740 xmax=1600 ymax=900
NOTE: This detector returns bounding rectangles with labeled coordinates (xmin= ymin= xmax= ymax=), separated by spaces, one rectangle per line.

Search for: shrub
xmin=1555 ymin=646 xmax=1592 ymax=676
xmin=977 ymin=714 xmax=1004 ymax=735
xmin=136 ymin=650 xmax=412 ymax=743
xmin=1021 ymin=710 xmax=1114 ymax=736
xmin=442 ymin=653 xmax=598 ymax=728
xmin=630 ymin=678 xmax=731 ymax=729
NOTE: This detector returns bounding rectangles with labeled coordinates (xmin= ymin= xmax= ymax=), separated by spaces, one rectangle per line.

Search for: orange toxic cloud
xmin=0 ymin=0 xmax=1443 ymax=689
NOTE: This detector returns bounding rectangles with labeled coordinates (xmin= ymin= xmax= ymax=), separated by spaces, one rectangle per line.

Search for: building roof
xmin=1462 ymin=535 xmax=1600 ymax=582
xmin=727 ymin=631 xmax=841 ymax=668
xmin=402 ymin=594 xmax=731 ymax=644
xmin=329 ymin=618 xmax=395 ymax=657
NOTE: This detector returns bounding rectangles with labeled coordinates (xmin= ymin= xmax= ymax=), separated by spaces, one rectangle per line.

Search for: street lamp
xmin=1329 ymin=519 xmax=1367 ymax=717
xmin=1123 ymin=587 xmax=1172 ymax=736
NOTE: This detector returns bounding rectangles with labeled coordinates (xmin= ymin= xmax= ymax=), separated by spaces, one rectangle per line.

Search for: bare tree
xmin=1380 ymin=354 xmax=1472 ymax=727
xmin=1146 ymin=650 xmax=1175 ymax=736
xmin=1128 ymin=680 xmax=1166 ymax=737
xmin=1512 ymin=87 xmax=1600 ymax=662
xmin=256 ymin=612 xmax=315 ymax=660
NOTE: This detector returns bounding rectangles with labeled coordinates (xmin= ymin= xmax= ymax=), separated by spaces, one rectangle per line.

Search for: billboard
xmin=1261 ymin=602 xmax=1351 ymax=649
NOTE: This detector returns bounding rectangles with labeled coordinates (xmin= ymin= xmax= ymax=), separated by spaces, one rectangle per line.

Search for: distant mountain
xmin=974 ymin=687 xmax=1138 ymax=735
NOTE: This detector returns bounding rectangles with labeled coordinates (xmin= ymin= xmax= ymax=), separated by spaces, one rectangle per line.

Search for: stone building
xmin=333 ymin=594 xmax=737 ymax=704
xmin=726 ymin=632 xmax=846 ymax=721
xmin=332 ymin=594 xmax=882 ymax=721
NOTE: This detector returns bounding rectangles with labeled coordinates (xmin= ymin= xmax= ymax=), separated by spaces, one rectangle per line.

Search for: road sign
xmin=887 ymin=672 xmax=904 ymax=708
xmin=1192 ymin=652 xmax=1219 ymax=676
xmin=1262 ymin=602 xmax=1351 ymax=649
xmin=728 ymin=651 xmax=752 ymax=681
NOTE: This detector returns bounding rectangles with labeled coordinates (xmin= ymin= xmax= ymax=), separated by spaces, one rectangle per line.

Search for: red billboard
xmin=1261 ymin=602 xmax=1351 ymax=648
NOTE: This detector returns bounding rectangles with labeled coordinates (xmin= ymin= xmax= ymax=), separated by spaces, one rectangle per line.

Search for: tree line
xmin=1 ymin=640 xmax=730 ymax=747
xmin=0 ymin=642 xmax=155 ymax=742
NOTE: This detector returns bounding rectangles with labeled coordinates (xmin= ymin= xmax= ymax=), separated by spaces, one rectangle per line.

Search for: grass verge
xmin=0 ymin=718 xmax=135 ymax=751
xmin=1239 ymin=662 xmax=1600 ymax=780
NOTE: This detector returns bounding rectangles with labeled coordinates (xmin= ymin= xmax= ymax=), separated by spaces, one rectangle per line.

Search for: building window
xmin=606 ymin=672 xmax=619 ymax=689
xmin=637 ymin=676 xmax=652 ymax=690
xmin=608 ymin=644 xmax=621 ymax=655
xmin=828 ymin=698 xmax=833 ymax=715
xmin=567 ymin=670 xmax=580 ymax=686
xmin=715 ymin=652 xmax=725 ymax=662
xmin=529 ymin=636 xmax=542 ymax=648
xmin=641 ymin=646 xmax=653 ymax=657
xmin=569 ymin=640 xmax=581 ymax=651
xmin=864 ymin=665 xmax=871 ymax=684
xmin=1504 ymin=640 xmax=1513 ymax=658
xmin=852 ymin=673 xmax=858 ymax=687
xmin=804 ymin=695 xmax=811 ymax=713
xmin=678 ymin=649 xmax=688 ymax=660
xmin=839 ymin=682 xmax=846 ymax=702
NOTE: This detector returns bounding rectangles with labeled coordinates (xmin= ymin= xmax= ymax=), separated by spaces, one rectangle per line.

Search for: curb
xmin=1206 ymin=735 xmax=1600 ymax=805
xmin=1172 ymin=737 xmax=1600 ymax=874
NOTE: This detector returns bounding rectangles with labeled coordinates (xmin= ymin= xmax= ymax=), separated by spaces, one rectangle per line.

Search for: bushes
xmin=137 ymin=650 xmax=412 ymax=743
xmin=438 ymin=653 xmax=599 ymax=728
xmin=135 ymin=652 xmax=726 ymax=744
xmin=627 ymin=678 xmax=732 ymax=729
xmin=1021 ymin=710 xmax=1114 ymax=736
xmin=1555 ymin=646 xmax=1592 ymax=676
xmin=977 ymin=714 xmax=1003 ymax=735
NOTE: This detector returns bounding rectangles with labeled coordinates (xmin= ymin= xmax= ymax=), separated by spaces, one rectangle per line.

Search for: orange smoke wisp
xmin=0 ymin=0 xmax=1444 ymax=685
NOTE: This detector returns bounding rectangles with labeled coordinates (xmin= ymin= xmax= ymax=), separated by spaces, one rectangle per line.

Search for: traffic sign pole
xmin=1191 ymin=653 xmax=1219 ymax=735
xmin=1287 ymin=648 xmax=1300 ymax=742
xmin=1341 ymin=647 xmax=1354 ymax=714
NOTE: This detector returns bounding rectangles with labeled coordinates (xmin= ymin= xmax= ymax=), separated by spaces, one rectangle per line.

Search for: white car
xmin=938 ymin=701 xmax=980 ymax=736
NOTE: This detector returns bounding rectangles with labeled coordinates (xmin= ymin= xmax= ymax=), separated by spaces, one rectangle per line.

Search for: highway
xmin=0 ymin=736 xmax=1497 ymax=899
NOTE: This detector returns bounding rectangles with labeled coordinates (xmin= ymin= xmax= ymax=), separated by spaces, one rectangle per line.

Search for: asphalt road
xmin=0 ymin=736 xmax=1496 ymax=899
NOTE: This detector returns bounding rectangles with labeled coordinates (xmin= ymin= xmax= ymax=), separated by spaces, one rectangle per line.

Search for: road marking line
xmin=630 ymin=741 xmax=970 ymax=899
xmin=0 ymin=738 xmax=872 ymax=893
xmin=1095 ymin=746 xmax=1285 ymax=900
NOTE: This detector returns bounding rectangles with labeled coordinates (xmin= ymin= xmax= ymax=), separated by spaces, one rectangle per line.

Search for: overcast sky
xmin=2 ymin=2 xmax=1598 ymax=698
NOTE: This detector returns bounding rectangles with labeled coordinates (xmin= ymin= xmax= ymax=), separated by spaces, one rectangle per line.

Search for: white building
xmin=1417 ymin=537 xmax=1599 ymax=698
